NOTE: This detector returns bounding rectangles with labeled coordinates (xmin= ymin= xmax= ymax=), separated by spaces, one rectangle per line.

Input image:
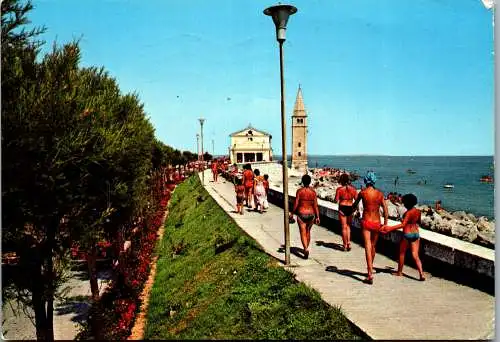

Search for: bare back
xmin=294 ymin=187 xmax=318 ymax=215
xmin=335 ymin=185 xmax=357 ymax=206
xmin=357 ymin=186 xmax=388 ymax=224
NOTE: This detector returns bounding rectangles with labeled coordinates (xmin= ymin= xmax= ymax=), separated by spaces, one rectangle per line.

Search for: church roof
xmin=229 ymin=124 xmax=272 ymax=137
xmin=292 ymin=85 xmax=307 ymax=117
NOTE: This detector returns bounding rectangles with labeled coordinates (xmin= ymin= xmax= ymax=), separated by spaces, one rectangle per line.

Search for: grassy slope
xmin=145 ymin=176 xmax=365 ymax=340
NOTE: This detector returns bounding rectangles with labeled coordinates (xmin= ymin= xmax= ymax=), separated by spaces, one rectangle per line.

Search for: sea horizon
xmin=275 ymin=154 xmax=495 ymax=158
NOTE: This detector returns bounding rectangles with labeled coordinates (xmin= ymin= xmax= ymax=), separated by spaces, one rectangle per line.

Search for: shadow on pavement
xmin=373 ymin=266 xmax=395 ymax=274
xmin=72 ymin=269 xmax=114 ymax=282
xmin=55 ymin=295 xmax=91 ymax=323
xmin=315 ymin=240 xmax=345 ymax=252
xmin=277 ymin=245 xmax=308 ymax=260
xmin=325 ymin=265 xmax=366 ymax=283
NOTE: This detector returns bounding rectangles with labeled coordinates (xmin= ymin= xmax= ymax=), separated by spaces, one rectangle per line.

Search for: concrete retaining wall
xmin=267 ymin=186 xmax=495 ymax=281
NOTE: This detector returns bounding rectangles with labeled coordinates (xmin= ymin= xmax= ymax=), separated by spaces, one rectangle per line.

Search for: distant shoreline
xmin=311 ymin=155 xmax=494 ymax=157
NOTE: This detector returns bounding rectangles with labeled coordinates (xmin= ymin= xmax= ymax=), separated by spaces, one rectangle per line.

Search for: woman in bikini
xmin=334 ymin=173 xmax=358 ymax=251
xmin=352 ymin=171 xmax=388 ymax=284
xmin=242 ymin=164 xmax=254 ymax=208
xmin=289 ymin=174 xmax=320 ymax=259
xmin=381 ymin=194 xmax=425 ymax=281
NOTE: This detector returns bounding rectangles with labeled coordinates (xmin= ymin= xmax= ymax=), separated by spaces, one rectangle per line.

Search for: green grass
xmin=144 ymin=176 xmax=366 ymax=340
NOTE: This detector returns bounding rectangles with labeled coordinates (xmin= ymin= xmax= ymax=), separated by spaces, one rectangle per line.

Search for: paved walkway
xmin=201 ymin=171 xmax=495 ymax=340
xmin=2 ymin=267 xmax=111 ymax=340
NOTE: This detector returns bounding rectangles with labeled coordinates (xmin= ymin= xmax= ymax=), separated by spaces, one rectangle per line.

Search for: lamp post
xmin=212 ymin=139 xmax=215 ymax=158
xmin=196 ymin=133 xmax=200 ymax=161
xmin=264 ymin=3 xmax=297 ymax=266
xmin=199 ymin=118 xmax=205 ymax=185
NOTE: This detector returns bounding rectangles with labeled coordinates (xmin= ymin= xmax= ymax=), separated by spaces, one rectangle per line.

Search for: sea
xmin=306 ymin=155 xmax=495 ymax=220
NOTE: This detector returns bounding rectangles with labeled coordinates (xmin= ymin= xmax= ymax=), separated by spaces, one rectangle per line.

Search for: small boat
xmin=406 ymin=169 xmax=417 ymax=174
xmin=480 ymin=175 xmax=493 ymax=183
xmin=443 ymin=184 xmax=454 ymax=189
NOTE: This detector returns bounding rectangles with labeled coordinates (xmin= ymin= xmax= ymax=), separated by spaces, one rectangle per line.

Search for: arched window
xmin=298 ymin=142 xmax=301 ymax=147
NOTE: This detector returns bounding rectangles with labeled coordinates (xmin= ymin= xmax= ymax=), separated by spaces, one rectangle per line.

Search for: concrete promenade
xmin=201 ymin=170 xmax=495 ymax=340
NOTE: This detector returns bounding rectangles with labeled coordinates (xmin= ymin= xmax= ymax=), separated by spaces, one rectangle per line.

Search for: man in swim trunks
xmin=289 ymin=174 xmax=320 ymax=259
xmin=352 ymin=171 xmax=388 ymax=284
xmin=334 ymin=173 xmax=358 ymax=251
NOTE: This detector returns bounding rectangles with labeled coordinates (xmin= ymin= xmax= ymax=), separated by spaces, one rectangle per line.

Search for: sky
xmin=29 ymin=0 xmax=495 ymax=156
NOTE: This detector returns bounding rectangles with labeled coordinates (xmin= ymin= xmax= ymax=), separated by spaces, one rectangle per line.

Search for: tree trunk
xmin=44 ymin=218 xmax=57 ymax=342
xmin=33 ymin=261 xmax=48 ymax=341
xmin=88 ymin=245 xmax=103 ymax=340
xmin=87 ymin=246 xmax=99 ymax=301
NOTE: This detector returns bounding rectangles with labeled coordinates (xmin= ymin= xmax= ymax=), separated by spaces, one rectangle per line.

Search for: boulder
xmin=325 ymin=194 xmax=336 ymax=202
xmin=420 ymin=215 xmax=433 ymax=229
xmin=316 ymin=188 xmax=329 ymax=199
xmin=476 ymin=230 xmax=495 ymax=247
xmin=450 ymin=220 xmax=478 ymax=242
xmin=439 ymin=210 xmax=454 ymax=221
xmin=433 ymin=218 xmax=453 ymax=235
xmin=467 ymin=213 xmax=478 ymax=223
xmin=452 ymin=211 xmax=469 ymax=221
xmin=477 ymin=216 xmax=495 ymax=232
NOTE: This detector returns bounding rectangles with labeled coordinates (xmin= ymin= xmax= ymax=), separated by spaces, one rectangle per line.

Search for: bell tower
xmin=291 ymin=85 xmax=308 ymax=172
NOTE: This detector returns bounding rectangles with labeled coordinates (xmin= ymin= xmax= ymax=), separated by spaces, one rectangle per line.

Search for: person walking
xmin=353 ymin=171 xmax=388 ymax=284
xmin=381 ymin=194 xmax=425 ymax=281
xmin=253 ymin=169 xmax=267 ymax=214
xmin=289 ymin=174 xmax=320 ymax=259
xmin=211 ymin=159 xmax=219 ymax=182
xmin=334 ymin=173 xmax=358 ymax=251
xmin=234 ymin=178 xmax=245 ymax=215
xmin=242 ymin=164 xmax=254 ymax=208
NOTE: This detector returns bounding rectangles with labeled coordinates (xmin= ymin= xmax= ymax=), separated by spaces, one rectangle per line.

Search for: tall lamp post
xmin=199 ymin=118 xmax=205 ymax=185
xmin=264 ymin=4 xmax=297 ymax=266
xmin=196 ymin=133 xmax=200 ymax=161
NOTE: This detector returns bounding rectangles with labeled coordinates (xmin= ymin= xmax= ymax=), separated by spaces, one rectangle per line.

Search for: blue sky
xmin=30 ymin=0 xmax=494 ymax=156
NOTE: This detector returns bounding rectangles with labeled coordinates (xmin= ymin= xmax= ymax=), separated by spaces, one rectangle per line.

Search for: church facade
xmin=228 ymin=125 xmax=273 ymax=164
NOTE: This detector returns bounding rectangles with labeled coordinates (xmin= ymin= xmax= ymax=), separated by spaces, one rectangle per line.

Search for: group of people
xmin=210 ymin=158 xmax=230 ymax=182
xmin=386 ymin=192 xmax=403 ymax=204
xmin=312 ymin=166 xmax=358 ymax=183
xmin=289 ymin=170 xmax=425 ymax=285
xmin=233 ymin=164 xmax=270 ymax=215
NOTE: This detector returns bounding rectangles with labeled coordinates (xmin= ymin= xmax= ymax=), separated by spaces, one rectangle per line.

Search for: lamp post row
xmin=264 ymin=4 xmax=297 ymax=266
xmin=194 ymin=4 xmax=297 ymax=266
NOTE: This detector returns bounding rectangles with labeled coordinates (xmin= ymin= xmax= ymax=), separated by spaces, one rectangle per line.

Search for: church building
xmin=228 ymin=125 xmax=273 ymax=164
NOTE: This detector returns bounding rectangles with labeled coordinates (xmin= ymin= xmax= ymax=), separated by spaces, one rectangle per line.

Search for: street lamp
xmin=196 ymin=133 xmax=200 ymax=161
xmin=199 ymin=118 xmax=205 ymax=185
xmin=264 ymin=3 xmax=297 ymax=266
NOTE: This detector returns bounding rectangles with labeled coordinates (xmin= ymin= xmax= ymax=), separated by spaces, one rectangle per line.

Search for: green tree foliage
xmin=1 ymin=1 xmax=183 ymax=340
